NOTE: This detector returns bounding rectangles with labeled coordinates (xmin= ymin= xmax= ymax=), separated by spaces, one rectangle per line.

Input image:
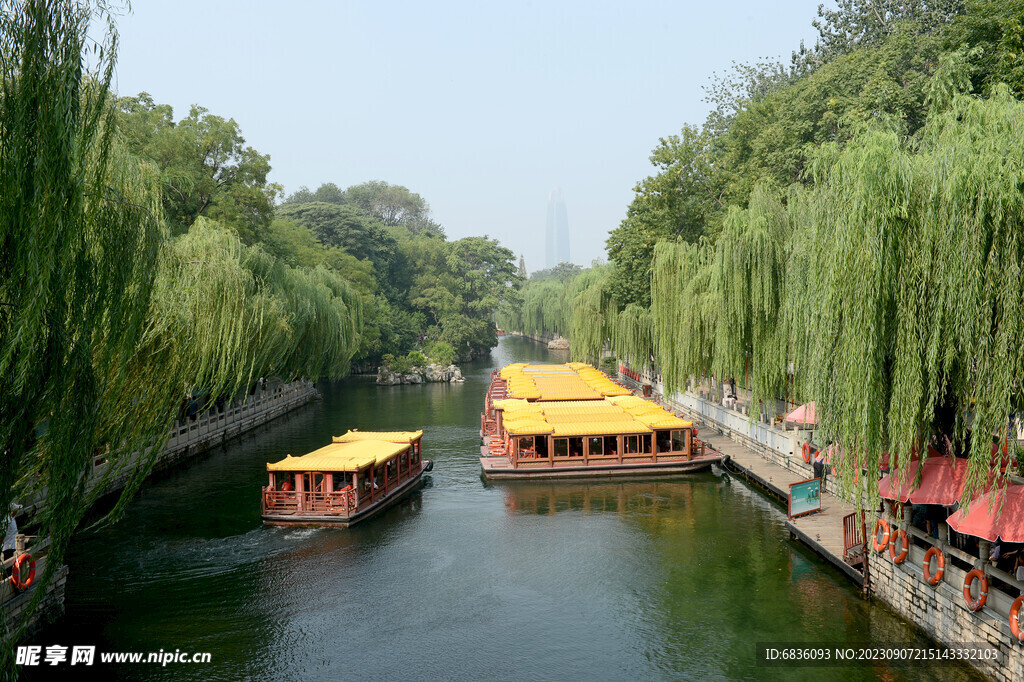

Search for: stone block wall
xmin=871 ymin=548 xmax=1021 ymax=681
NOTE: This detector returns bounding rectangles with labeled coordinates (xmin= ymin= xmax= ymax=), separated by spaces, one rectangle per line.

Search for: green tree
xmin=343 ymin=180 xmax=428 ymax=227
xmin=275 ymin=201 xmax=398 ymax=295
xmin=116 ymin=94 xmax=278 ymax=242
xmin=607 ymin=125 xmax=721 ymax=308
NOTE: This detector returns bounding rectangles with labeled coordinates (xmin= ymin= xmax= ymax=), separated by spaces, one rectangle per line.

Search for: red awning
xmin=877 ymin=456 xmax=967 ymax=505
xmin=784 ymin=402 xmax=816 ymax=425
xmin=947 ymin=486 xmax=1024 ymax=543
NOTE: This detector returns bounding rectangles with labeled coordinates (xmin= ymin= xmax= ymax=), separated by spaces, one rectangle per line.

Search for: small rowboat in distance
xmin=262 ymin=430 xmax=432 ymax=527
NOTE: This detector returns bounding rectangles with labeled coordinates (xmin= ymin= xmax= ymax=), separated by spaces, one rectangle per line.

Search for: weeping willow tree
xmin=614 ymin=304 xmax=652 ymax=369
xmin=802 ymin=86 xmax=1024 ymax=502
xmin=651 ymin=239 xmax=716 ymax=395
xmin=0 ymin=0 xmax=363 ymax=650
xmin=518 ymin=277 xmax=572 ymax=338
xmin=651 ymin=84 xmax=1024 ymax=506
xmin=708 ymin=185 xmax=791 ymax=413
xmin=0 ymin=0 xmax=169 ymax=645
xmin=568 ymin=265 xmax=617 ymax=364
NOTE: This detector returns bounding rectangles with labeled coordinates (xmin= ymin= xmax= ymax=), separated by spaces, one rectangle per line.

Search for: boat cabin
xmin=486 ymin=397 xmax=702 ymax=470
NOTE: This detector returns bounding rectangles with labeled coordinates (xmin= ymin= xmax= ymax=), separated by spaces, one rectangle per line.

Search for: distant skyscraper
xmin=545 ymin=188 xmax=570 ymax=268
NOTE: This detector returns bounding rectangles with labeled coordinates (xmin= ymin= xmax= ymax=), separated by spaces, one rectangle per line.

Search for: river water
xmin=39 ymin=337 xmax=982 ymax=681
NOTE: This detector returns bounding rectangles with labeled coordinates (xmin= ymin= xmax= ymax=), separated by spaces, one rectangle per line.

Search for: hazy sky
xmin=112 ymin=0 xmax=830 ymax=271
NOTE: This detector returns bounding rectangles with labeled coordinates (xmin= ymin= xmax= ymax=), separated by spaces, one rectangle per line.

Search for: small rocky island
xmin=376 ymin=362 xmax=464 ymax=385
xmin=376 ymin=351 xmax=465 ymax=385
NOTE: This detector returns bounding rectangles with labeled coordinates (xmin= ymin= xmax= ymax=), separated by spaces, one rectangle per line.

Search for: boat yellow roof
xmin=499 ymin=396 xmax=693 ymax=436
xmin=268 ymin=439 xmax=410 ymax=472
xmin=332 ymin=430 xmax=423 ymax=444
xmin=498 ymin=363 xmax=630 ymax=400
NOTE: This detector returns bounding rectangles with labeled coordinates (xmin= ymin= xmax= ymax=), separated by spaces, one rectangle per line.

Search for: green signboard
xmin=788 ymin=478 xmax=821 ymax=519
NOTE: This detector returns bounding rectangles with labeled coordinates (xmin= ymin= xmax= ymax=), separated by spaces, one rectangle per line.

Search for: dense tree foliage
xmin=0 ymin=0 xmax=363 ymax=646
xmin=279 ymin=183 xmax=519 ymax=362
xmin=651 ymin=87 xmax=1024 ymax=506
xmin=116 ymin=93 xmax=278 ymax=243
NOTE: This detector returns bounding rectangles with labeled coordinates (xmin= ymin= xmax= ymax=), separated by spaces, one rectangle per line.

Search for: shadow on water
xmin=30 ymin=337 xmax=984 ymax=681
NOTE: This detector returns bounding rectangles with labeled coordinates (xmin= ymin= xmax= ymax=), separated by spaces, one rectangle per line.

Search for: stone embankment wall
xmin=872 ymin=547 xmax=1020 ymax=681
xmin=619 ymin=362 xmax=1023 ymax=681
xmin=5 ymin=566 xmax=67 ymax=638
xmin=507 ymin=331 xmax=556 ymax=345
xmin=89 ymin=379 xmax=320 ymax=499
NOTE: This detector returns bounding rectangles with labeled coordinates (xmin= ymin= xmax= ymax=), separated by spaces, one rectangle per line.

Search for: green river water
xmin=35 ymin=337 xmax=983 ymax=681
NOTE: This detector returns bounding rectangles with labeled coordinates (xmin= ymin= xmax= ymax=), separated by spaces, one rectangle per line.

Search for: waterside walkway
xmin=702 ymin=431 xmax=865 ymax=585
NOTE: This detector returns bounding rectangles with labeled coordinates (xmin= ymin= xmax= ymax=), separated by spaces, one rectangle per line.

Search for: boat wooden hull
xmin=262 ymin=464 xmax=429 ymax=528
xmin=479 ymin=454 xmax=722 ymax=480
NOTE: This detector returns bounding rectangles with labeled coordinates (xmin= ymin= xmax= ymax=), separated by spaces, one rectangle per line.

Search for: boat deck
xmin=480 ymin=452 xmax=722 ymax=479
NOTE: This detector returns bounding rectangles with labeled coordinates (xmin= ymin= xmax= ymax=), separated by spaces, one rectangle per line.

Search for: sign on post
xmin=789 ymin=478 xmax=821 ymax=519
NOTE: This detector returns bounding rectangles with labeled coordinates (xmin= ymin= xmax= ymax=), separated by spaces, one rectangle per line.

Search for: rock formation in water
xmin=376 ymin=363 xmax=464 ymax=385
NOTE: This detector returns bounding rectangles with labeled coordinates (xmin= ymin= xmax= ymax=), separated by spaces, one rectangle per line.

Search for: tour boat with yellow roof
xmin=262 ymin=430 xmax=431 ymax=527
xmin=480 ymin=363 xmax=721 ymax=478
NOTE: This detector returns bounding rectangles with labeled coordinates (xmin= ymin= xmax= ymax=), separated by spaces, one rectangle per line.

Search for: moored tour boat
xmin=262 ymin=430 xmax=432 ymax=527
xmin=480 ymin=363 xmax=722 ymax=479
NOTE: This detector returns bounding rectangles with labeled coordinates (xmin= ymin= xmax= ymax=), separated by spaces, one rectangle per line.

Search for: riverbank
xmin=617 ymin=364 xmax=1017 ymax=681
xmin=5 ymin=379 xmax=319 ymax=642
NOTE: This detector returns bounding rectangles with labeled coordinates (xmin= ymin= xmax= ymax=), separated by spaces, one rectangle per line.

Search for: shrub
xmin=425 ymin=341 xmax=456 ymax=366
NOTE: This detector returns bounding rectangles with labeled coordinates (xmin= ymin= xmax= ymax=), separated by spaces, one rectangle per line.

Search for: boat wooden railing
xmin=262 ymin=487 xmax=358 ymax=516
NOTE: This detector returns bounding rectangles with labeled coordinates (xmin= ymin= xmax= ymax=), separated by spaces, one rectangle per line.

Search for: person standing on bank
xmin=3 ymin=503 xmax=22 ymax=561
xmin=813 ymin=449 xmax=826 ymax=489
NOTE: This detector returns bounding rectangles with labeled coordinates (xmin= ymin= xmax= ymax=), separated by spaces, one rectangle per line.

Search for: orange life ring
xmin=922 ymin=547 xmax=944 ymax=585
xmin=872 ymin=519 xmax=890 ymax=553
xmin=1010 ymin=596 xmax=1024 ymax=641
xmin=802 ymin=442 xmax=811 ymax=464
xmin=889 ymin=528 xmax=909 ymax=563
xmin=11 ymin=553 xmax=35 ymax=591
xmin=963 ymin=569 xmax=988 ymax=611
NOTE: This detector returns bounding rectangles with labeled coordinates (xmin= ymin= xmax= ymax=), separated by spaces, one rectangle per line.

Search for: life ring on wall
xmin=888 ymin=528 xmax=909 ymax=563
xmin=963 ymin=569 xmax=988 ymax=611
xmin=872 ymin=519 xmax=890 ymax=553
xmin=801 ymin=442 xmax=811 ymax=463
xmin=1010 ymin=596 xmax=1024 ymax=641
xmin=11 ymin=553 xmax=35 ymax=591
xmin=922 ymin=547 xmax=944 ymax=585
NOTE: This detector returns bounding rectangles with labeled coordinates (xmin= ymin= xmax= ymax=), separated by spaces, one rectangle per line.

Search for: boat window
xmin=332 ymin=473 xmax=350 ymax=491
xmin=641 ymin=435 xmax=651 ymax=453
xmin=624 ymin=435 xmax=639 ymax=454
xmin=535 ymin=437 xmax=549 ymax=458
xmin=567 ymin=437 xmax=584 ymax=458
xmin=518 ymin=437 xmax=534 ymax=454
xmin=656 ymin=430 xmax=671 ymax=453
xmin=554 ymin=438 xmax=569 ymax=458
xmin=604 ymin=436 xmax=617 ymax=456
xmin=374 ymin=467 xmax=383 ymax=489
xmin=360 ymin=473 xmax=370 ymax=494
xmin=672 ymin=430 xmax=686 ymax=452
xmin=588 ymin=437 xmax=603 ymax=456
xmin=387 ymin=459 xmax=397 ymax=481
xmin=411 ymin=445 xmax=420 ymax=465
